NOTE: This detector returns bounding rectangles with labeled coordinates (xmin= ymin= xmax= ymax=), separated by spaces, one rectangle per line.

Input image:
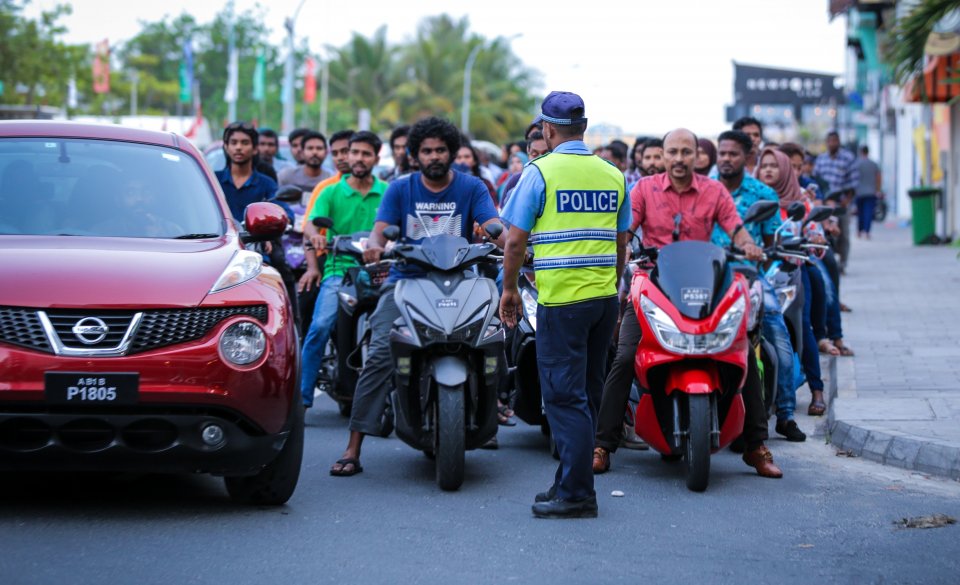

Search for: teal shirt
xmin=711 ymin=173 xmax=781 ymax=247
xmin=309 ymin=175 xmax=388 ymax=281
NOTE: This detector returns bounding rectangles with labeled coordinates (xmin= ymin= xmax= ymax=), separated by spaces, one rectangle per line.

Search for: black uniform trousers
xmin=537 ymin=296 xmax=618 ymax=501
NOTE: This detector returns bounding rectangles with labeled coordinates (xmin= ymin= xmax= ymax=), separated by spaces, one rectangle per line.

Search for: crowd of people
xmin=214 ymin=95 xmax=879 ymax=518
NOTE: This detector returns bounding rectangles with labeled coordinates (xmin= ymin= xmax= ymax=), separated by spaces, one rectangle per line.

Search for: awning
xmin=904 ymin=53 xmax=960 ymax=103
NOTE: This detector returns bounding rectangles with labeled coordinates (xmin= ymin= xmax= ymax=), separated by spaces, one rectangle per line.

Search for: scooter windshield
xmin=651 ymin=241 xmax=731 ymax=320
xmin=420 ymin=233 xmax=472 ymax=271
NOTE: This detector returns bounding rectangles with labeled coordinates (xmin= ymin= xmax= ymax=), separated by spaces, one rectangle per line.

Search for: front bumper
xmin=0 ymin=406 xmax=289 ymax=475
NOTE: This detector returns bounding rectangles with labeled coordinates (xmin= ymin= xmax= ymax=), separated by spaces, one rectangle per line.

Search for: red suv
xmin=0 ymin=121 xmax=303 ymax=505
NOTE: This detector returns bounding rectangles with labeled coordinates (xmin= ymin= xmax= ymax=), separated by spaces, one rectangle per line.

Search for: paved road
xmin=1 ymin=395 xmax=958 ymax=585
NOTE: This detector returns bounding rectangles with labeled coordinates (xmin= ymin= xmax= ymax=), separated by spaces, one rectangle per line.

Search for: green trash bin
xmin=908 ymin=187 xmax=940 ymax=245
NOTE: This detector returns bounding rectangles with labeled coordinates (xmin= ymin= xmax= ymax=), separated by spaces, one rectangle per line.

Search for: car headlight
xmin=219 ymin=321 xmax=267 ymax=365
xmin=776 ymin=285 xmax=797 ymax=312
xmin=520 ymin=288 xmax=538 ymax=330
xmin=747 ymin=280 xmax=762 ymax=331
xmin=640 ymin=294 xmax=745 ymax=355
xmin=211 ymin=250 xmax=263 ymax=293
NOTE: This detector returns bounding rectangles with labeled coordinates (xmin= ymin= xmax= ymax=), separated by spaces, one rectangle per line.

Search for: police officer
xmin=500 ymin=91 xmax=630 ymax=518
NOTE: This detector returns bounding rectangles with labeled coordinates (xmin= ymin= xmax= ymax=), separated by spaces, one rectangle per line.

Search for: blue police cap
xmin=536 ymin=91 xmax=588 ymax=126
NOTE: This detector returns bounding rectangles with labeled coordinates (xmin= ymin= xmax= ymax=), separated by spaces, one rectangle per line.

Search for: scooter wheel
xmin=338 ymin=401 xmax=352 ymax=418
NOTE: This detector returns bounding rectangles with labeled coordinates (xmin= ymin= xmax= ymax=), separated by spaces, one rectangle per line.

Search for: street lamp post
xmin=461 ymin=34 xmax=521 ymax=135
xmin=282 ymin=0 xmax=308 ymax=134
xmin=461 ymin=44 xmax=482 ymax=135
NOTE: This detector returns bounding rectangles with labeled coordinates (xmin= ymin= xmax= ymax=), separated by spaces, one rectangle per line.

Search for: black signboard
xmin=734 ymin=63 xmax=845 ymax=105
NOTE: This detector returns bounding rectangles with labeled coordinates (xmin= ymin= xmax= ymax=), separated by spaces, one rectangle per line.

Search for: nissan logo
xmin=72 ymin=317 xmax=109 ymax=345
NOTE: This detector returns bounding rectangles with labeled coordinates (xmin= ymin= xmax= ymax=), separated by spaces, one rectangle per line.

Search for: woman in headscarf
xmin=695 ymin=138 xmax=717 ymax=176
xmin=755 ymin=147 xmax=831 ymax=417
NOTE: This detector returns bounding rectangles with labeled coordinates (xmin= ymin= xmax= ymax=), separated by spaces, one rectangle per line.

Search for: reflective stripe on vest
xmin=530 ymin=152 xmax=625 ymax=306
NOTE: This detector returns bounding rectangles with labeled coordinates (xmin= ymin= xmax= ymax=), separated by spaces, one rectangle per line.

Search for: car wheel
xmin=224 ymin=404 xmax=304 ymax=505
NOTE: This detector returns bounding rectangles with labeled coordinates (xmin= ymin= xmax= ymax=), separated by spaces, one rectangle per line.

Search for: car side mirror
xmin=484 ymin=222 xmax=504 ymax=240
xmin=742 ymin=200 xmax=779 ymax=225
xmin=312 ymin=216 xmax=334 ymax=229
xmin=241 ymin=202 xmax=289 ymax=243
xmin=382 ymin=225 xmax=401 ymax=242
xmin=787 ymin=201 xmax=806 ymax=222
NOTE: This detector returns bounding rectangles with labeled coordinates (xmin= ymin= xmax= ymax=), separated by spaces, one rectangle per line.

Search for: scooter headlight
xmin=520 ymin=288 xmax=538 ymax=331
xmin=640 ymin=295 xmax=745 ymax=355
xmin=776 ymin=285 xmax=797 ymax=312
xmin=747 ymin=280 xmax=763 ymax=331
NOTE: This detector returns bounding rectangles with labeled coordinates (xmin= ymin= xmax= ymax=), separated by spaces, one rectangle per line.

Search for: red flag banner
xmin=303 ymin=57 xmax=316 ymax=104
xmin=92 ymin=39 xmax=110 ymax=94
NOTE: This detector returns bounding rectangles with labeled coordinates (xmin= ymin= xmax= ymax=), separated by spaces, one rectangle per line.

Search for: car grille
xmin=130 ymin=306 xmax=268 ymax=353
xmin=46 ymin=310 xmax=137 ymax=349
xmin=0 ymin=305 xmax=268 ymax=355
xmin=0 ymin=307 xmax=51 ymax=352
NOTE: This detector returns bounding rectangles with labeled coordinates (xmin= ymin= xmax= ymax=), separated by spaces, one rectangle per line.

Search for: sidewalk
xmin=826 ymin=223 xmax=960 ymax=480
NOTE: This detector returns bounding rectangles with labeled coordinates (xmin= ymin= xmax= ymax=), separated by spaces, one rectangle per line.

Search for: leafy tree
xmin=0 ymin=0 xmax=85 ymax=107
xmin=885 ymin=0 xmax=960 ymax=87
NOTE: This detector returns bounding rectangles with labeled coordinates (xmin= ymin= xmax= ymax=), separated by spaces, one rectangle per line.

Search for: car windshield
xmin=0 ymin=138 xmax=224 ymax=238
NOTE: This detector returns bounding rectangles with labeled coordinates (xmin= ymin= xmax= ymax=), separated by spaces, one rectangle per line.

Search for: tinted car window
xmin=0 ymin=138 xmax=223 ymax=238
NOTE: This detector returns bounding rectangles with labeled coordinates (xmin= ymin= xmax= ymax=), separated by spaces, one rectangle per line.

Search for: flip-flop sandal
xmin=497 ymin=404 xmax=517 ymax=426
xmin=330 ymin=458 xmax=363 ymax=477
xmin=807 ymin=400 xmax=826 ymax=416
xmin=833 ymin=342 xmax=855 ymax=357
xmin=818 ymin=339 xmax=841 ymax=356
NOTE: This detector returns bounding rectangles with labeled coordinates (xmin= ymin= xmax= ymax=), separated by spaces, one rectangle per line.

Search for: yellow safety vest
xmin=529 ymin=152 xmax=625 ymax=306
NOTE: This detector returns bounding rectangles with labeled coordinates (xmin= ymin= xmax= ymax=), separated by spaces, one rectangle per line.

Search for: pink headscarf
xmin=755 ymin=147 xmax=805 ymax=208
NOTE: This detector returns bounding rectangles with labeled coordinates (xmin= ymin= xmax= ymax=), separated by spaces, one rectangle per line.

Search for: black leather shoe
xmin=775 ymin=419 xmax=807 ymax=442
xmin=534 ymin=485 xmax=557 ymax=503
xmin=532 ymin=496 xmax=598 ymax=519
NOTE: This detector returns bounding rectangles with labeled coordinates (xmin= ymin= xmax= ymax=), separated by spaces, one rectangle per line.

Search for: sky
xmin=26 ymin=0 xmax=848 ymax=136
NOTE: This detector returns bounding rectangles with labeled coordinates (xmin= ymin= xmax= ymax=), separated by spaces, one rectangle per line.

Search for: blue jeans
xmin=800 ymin=266 xmax=824 ymax=393
xmin=813 ymin=257 xmax=843 ymax=340
xmin=300 ymin=275 xmax=343 ymax=406
xmin=855 ymin=195 xmax=877 ymax=234
xmin=761 ymin=279 xmax=796 ymax=422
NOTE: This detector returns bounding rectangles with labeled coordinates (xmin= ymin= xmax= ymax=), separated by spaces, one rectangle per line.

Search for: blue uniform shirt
xmin=501 ymin=140 xmax=632 ymax=233
xmin=216 ymin=167 xmax=278 ymax=223
xmin=711 ymin=173 xmax=781 ymax=247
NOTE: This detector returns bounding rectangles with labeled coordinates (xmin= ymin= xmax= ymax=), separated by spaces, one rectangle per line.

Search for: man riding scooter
xmin=300 ymin=131 xmax=388 ymax=408
xmin=592 ymin=128 xmax=783 ymax=479
xmin=712 ymin=130 xmax=806 ymax=443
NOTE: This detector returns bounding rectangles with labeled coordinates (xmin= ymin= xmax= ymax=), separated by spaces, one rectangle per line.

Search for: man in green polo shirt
xmin=300 ymin=131 xmax=387 ymax=408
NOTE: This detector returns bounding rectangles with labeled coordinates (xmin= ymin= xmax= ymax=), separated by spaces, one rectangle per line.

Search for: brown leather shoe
xmin=592 ymin=447 xmax=610 ymax=474
xmin=742 ymin=445 xmax=783 ymax=478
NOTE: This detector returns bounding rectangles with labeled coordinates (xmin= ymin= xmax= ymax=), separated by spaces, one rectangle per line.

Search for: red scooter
xmin=630 ymin=201 xmax=778 ymax=491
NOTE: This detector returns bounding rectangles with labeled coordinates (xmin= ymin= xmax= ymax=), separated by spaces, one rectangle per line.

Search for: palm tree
xmin=326 ymin=26 xmax=403 ymax=131
xmin=885 ymin=0 xmax=960 ymax=87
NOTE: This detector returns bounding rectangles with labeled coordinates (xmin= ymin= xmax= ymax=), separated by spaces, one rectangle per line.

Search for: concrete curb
xmin=826 ymin=355 xmax=960 ymax=480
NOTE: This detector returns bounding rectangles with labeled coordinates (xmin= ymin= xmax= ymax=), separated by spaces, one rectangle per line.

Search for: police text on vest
xmin=556 ymin=191 xmax=618 ymax=213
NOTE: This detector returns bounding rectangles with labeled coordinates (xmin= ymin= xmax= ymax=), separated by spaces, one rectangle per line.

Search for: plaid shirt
xmin=813 ymin=149 xmax=859 ymax=196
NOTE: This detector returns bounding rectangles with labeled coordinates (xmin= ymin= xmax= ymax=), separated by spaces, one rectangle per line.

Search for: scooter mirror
xmin=382 ymin=225 xmax=401 ymax=242
xmin=484 ymin=222 xmax=504 ymax=240
xmin=830 ymin=206 xmax=847 ymax=217
xmin=780 ymin=236 xmax=803 ymax=249
xmin=275 ymin=185 xmax=304 ymax=203
xmin=805 ymin=206 xmax=834 ymax=224
xmin=786 ymin=201 xmax=806 ymax=222
xmin=742 ymin=200 xmax=779 ymax=225
xmin=312 ymin=216 xmax=334 ymax=229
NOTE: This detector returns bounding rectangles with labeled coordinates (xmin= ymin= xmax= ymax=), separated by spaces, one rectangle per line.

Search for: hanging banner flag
xmin=92 ymin=39 xmax=110 ymax=94
xmin=252 ymin=50 xmax=266 ymax=101
xmin=224 ymin=42 xmax=239 ymax=104
xmin=303 ymin=56 xmax=316 ymax=104
xmin=179 ymin=38 xmax=193 ymax=104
